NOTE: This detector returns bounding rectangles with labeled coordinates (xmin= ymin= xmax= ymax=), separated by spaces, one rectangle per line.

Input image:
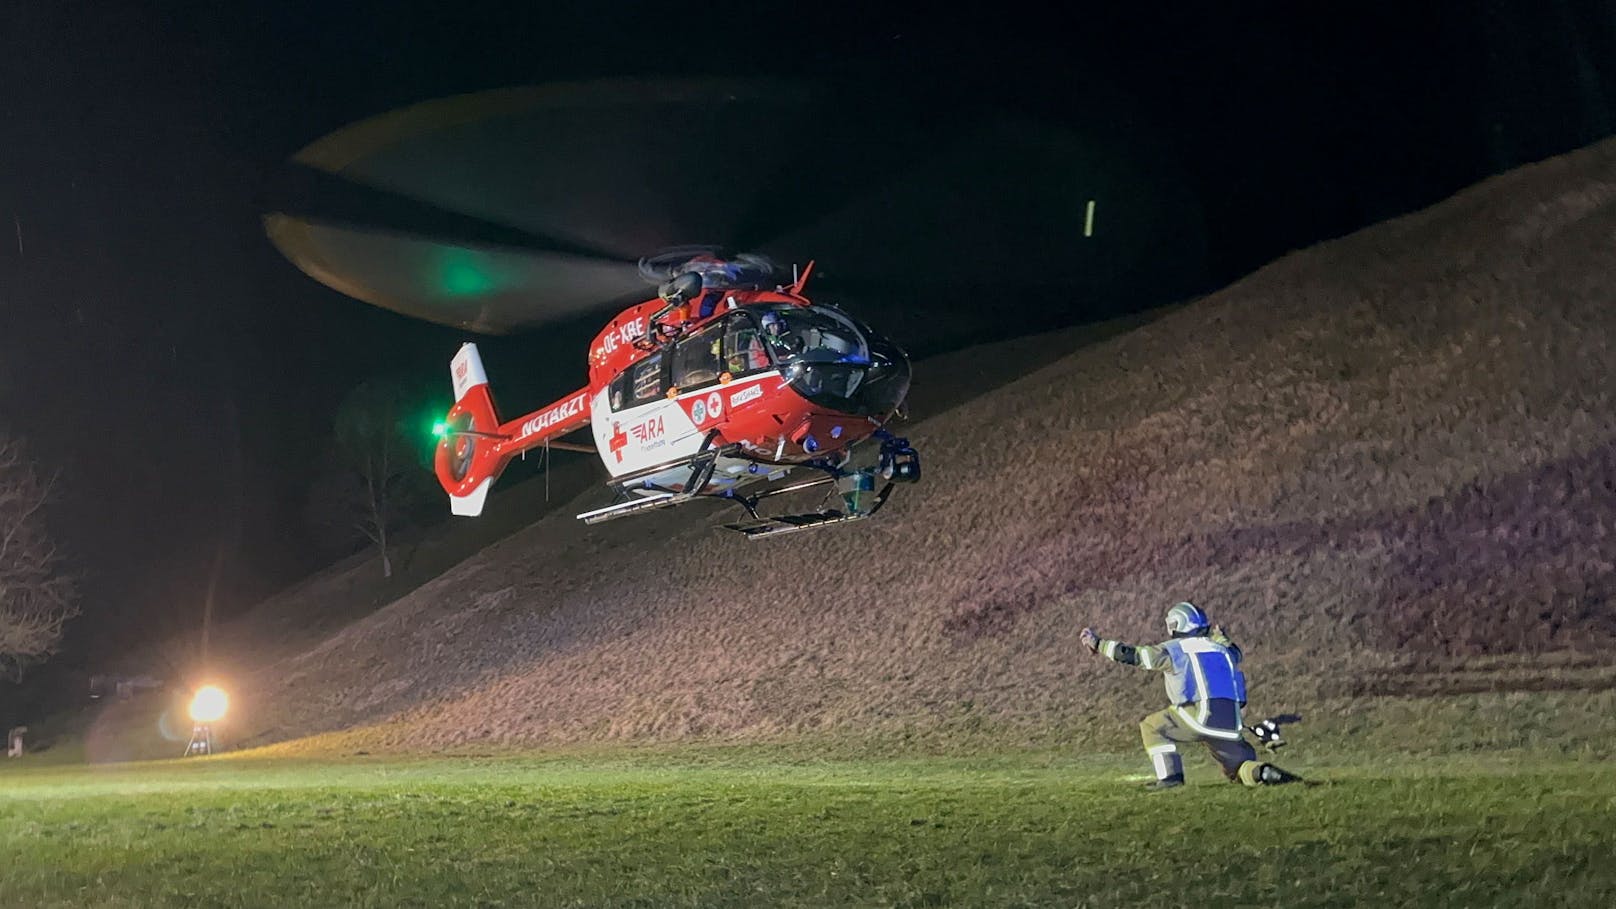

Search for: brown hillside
xmin=239 ymin=138 xmax=1616 ymax=752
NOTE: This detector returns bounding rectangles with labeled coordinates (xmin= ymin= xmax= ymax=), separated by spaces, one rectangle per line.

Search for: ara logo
xmin=706 ymin=391 xmax=723 ymax=420
xmin=629 ymin=415 xmax=665 ymax=443
xmin=729 ymin=384 xmax=763 ymax=408
xmin=519 ymin=393 xmax=587 ymax=438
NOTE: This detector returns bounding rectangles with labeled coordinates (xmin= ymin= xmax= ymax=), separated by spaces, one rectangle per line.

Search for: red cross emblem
xmin=608 ymin=422 xmax=628 ymax=462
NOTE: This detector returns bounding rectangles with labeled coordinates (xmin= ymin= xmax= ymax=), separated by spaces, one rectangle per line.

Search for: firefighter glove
xmin=1079 ymin=627 xmax=1100 ymax=653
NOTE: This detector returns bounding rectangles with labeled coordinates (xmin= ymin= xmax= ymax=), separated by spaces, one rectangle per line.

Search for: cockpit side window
xmin=722 ymin=312 xmax=773 ymax=376
xmin=608 ymin=368 xmax=632 ymax=412
xmin=630 ymin=352 xmax=664 ymax=405
xmin=671 ymin=322 xmax=725 ymax=390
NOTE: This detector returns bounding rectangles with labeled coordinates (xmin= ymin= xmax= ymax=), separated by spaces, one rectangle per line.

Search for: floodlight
xmin=189 ymin=685 xmax=229 ymax=723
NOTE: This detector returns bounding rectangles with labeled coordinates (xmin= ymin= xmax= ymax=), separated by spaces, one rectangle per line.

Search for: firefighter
xmin=1080 ymin=602 xmax=1300 ymax=790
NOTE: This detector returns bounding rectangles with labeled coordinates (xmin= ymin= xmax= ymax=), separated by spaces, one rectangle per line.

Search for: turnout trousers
xmin=1140 ymin=702 xmax=1259 ymax=783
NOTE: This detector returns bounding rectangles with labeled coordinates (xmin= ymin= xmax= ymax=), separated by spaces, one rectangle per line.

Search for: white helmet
xmin=1165 ymin=601 xmax=1209 ymax=636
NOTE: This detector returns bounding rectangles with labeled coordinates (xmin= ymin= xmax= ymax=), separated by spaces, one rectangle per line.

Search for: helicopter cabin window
xmin=723 ymin=313 xmax=773 ymax=375
xmin=625 ymin=353 xmax=663 ymax=406
xmin=671 ymin=322 xmax=725 ymax=390
xmin=608 ymin=369 xmax=631 ymax=411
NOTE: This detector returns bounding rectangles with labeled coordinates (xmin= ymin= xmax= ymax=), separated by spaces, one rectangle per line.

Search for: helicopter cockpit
xmin=759 ymin=304 xmax=911 ymax=418
xmin=631 ymin=251 xmax=911 ymax=422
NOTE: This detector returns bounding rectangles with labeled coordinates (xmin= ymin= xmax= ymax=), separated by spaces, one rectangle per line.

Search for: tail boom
xmin=433 ymin=343 xmax=592 ymax=516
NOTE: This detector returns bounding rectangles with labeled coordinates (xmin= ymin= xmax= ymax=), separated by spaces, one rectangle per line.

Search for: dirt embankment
xmin=238 ymin=138 xmax=1616 ymax=752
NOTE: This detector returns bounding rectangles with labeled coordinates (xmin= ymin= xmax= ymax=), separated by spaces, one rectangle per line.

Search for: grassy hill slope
xmin=236 ymin=138 xmax=1616 ymax=755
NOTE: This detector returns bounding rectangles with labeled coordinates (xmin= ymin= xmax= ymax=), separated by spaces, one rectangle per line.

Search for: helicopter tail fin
xmin=434 ymin=344 xmax=594 ymax=517
xmin=435 ymin=343 xmax=508 ymax=517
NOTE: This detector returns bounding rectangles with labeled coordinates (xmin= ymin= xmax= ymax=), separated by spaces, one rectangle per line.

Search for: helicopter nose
xmin=853 ymin=336 xmax=912 ymax=417
xmin=786 ymin=341 xmax=910 ymax=418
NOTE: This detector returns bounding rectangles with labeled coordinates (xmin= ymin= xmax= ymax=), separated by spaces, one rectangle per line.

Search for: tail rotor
xmin=434 ymin=343 xmax=510 ymax=516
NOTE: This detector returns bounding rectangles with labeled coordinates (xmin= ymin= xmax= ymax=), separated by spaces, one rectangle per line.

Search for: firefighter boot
xmin=1145 ymin=746 xmax=1185 ymax=790
xmin=1238 ymin=761 xmax=1303 ymax=786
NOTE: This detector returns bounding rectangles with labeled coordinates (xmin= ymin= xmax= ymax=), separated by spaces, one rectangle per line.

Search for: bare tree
xmin=314 ymin=378 xmax=436 ymax=579
xmin=0 ymin=436 xmax=77 ymax=677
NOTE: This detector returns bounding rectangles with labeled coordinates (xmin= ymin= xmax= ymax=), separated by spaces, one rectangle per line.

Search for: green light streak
xmin=439 ymin=250 xmax=497 ymax=297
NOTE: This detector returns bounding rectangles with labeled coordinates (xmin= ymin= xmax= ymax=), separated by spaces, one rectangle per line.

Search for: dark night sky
xmin=1 ymin=1 xmax=1612 ymax=681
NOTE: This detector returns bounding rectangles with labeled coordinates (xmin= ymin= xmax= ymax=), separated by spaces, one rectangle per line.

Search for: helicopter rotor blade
xmin=750 ymin=113 xmax=1208 ymax=351
xmin=726 ymin=85 xmax=954 ymax=256
xmin=263 ymin=76 xmax=1205 ymax=344
xmin=263 ymin=214 xmax=647 ymax=334
xmin=263 ymin=79 xmax=815 ymax=331
xmin=265 ymin=160 xmax=620 ymax=262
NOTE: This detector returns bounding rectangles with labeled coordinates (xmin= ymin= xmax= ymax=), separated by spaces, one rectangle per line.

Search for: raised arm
xmin=1080 ymin=628 xmax=1168 ymax=671
xmin=1210 ymin=624 xmax=1242 ymax=664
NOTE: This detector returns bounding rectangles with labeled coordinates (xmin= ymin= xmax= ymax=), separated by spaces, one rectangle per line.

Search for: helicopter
xmin=260 ymin=77 xmax=1190 ymax=534
xmin=423 ymin=248 xmax=920 ymax=538
xmin=261 ymin=81 xmax=927 ymax=538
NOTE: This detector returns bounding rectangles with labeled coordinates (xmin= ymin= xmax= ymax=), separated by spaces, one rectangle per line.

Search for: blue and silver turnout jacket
xmin=1098 ymin=629 xmax=1248 ymax=737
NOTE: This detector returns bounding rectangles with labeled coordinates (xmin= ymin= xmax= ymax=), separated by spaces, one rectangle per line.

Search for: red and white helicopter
xmin=262 ymin=82 xmax=927 ymax=537
xmin=433 ymin=249 xmax=919 ymax=538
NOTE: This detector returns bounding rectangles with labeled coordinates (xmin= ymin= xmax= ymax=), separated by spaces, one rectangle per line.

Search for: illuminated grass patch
xmin=3 ymin=750 xmax=1613 ymax=907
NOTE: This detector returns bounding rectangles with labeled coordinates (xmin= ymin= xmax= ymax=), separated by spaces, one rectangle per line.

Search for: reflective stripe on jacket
xmin=1098 ymin=631 xmax=1248 ymax=738
xmin=1164 ymin=636 xmax=1246 ymax=708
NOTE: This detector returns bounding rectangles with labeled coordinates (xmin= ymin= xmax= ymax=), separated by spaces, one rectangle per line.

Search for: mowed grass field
xmin=3 ymin=746 xmax=1613 ymax=908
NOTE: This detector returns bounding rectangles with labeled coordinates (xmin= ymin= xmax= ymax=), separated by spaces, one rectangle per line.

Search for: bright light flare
xmin=188 ymin=685 xmax=229 ymax=723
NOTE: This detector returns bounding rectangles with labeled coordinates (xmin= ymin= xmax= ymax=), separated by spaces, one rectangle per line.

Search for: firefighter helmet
xmin=1165 ymin=601 xmax=1209 ymax=636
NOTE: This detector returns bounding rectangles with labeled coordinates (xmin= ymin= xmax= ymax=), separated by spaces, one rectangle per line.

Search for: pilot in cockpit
xmin=760 ymin=311 xmax=804 ymax=356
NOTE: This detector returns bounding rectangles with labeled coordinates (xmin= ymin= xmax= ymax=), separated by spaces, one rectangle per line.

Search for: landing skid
xmin=577 ymin=431 xmax=917 ymax=539
xmin=576 ymin=490 xmax=682 ymax=523
xmin=721 ymin=482 xmax=895 ymax=540
xmin=723 ymin=510 xmax=873 ymax=539
xmin=578 ymin=435 xmax=727 ymax=525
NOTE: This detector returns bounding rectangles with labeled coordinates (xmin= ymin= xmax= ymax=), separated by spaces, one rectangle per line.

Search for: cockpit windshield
xmin=759 ymin=305 xmax=870 ymax=366
xmin=757 ymin=304 xmax=910 ymax=416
